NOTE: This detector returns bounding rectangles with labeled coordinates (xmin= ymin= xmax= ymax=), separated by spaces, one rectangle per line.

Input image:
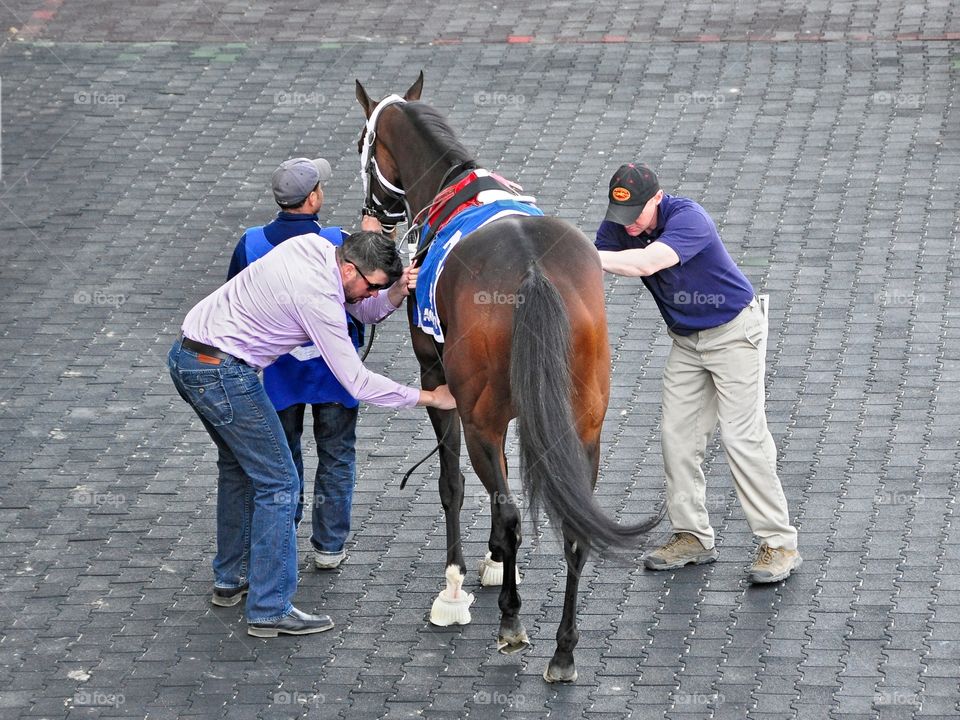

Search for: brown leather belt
xmin=178 ymin=333 xmax=243 ymax=366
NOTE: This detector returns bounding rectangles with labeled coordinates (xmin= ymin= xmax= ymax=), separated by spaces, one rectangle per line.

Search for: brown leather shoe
xmin=642 ymin=532 xmax=718 ymax=570
xmin=747 ymin=543 xmax=802 ymax=583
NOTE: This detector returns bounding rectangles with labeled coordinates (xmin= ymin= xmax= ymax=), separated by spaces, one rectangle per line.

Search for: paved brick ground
xmin=0 ymin=1 xmax=958 ymax=719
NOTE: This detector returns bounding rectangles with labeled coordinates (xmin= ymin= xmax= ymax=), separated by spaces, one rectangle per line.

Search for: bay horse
xmin=355 ymin=73 xmax=660 ymax=683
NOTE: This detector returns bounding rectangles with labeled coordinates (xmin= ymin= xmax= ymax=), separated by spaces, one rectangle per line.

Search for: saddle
xmin=415 ymin=170 xmax=532 ymax=263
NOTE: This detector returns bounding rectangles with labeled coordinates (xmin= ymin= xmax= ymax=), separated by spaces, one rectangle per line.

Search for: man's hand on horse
xmin=388 ymin=265 xmax=418 ymax=306
xmin=404 ymin=265 xmax=419 ymax=291
xmin=418 ymin=384 xmax=456 ymax=410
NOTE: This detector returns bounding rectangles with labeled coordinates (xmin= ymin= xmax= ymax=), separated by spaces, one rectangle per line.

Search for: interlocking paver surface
xmin=0 ymin=1 xmax=958 ymax=719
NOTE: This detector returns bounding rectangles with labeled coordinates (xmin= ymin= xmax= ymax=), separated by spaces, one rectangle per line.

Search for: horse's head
xmin=354 ymin=73 xmax=424 ymax=229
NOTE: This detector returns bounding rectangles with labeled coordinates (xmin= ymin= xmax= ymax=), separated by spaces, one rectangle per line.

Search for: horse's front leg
xmin=478 ymin=433 xmax=521 ymax=586
xmin=407 ymin=303 xmax=466 ymax=574
xmin=427 ymin=404 xmax=465 ymax=574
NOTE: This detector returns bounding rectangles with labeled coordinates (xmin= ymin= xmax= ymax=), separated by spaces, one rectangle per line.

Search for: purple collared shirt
xmin=181 ymin=233 xmax=419 ymax=408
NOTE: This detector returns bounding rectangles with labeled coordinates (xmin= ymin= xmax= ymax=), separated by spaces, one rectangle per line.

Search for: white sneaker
xmin=313 ymin=550 xmax=346 ymax=569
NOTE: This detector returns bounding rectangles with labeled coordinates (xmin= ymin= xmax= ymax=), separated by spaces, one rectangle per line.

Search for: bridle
xmin=359 ymin=94 xmax=411 ymax=232
xmin=359 ymin=94 xmax=478 ymax=262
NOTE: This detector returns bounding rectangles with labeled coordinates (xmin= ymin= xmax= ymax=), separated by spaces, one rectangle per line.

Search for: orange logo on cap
xmin=611 ymin=187 xmax=631 ymax=202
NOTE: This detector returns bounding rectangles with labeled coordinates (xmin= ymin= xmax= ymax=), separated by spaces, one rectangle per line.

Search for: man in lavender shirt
xmin=168 ymin=230 xmax=455 ymax=637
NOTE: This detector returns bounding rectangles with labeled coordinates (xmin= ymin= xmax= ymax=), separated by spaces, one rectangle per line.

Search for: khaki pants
xmin=661 ymin=297 xmax=798 ymax=550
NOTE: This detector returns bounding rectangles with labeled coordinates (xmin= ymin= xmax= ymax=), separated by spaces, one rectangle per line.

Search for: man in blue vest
xmin=227 ymin=157 xmax=363 ymax=571
xmin=596 ymin=162 xmax=801 ymax=584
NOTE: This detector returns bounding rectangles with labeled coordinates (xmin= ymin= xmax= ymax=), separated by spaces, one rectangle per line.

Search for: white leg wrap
xmin=477 ymin=551 xmax=523 ymax=587
xmin=429 ymin=564 xmax=474 ymax=626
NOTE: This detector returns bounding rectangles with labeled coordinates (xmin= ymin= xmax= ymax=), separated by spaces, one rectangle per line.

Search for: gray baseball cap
xmin=271 ymin=157 xmax=332 ymax=206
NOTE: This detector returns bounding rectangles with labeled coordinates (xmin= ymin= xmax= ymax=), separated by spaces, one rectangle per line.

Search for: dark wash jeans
xmin=277 ymin=402 xmax=358 ymax=555
xmin=167 ymin=338 xmax=298 ymax=622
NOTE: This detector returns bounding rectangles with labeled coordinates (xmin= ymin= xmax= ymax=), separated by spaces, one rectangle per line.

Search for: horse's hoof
xmin=496 ymin=637 xmax=530 ymax=654
xmin=496 ymin=627 xmax=530 ymax=654
xmin=429 ymin=566 xmax=474 ymax=626
xmin=430 ymin=592 xmax=473 ymax=626
xmin=478 ymin=552 xmax=522 ymax=587
xmin=543 ymin=661 xmax=578 ymax=683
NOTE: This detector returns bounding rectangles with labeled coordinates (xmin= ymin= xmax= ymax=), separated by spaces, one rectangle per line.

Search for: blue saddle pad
xmin=414 ymin=199 xmax=543 ymax=342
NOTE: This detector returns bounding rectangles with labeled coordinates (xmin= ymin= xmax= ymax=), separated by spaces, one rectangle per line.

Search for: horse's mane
xmin=400 ymin=102 xmax=477 ymax=168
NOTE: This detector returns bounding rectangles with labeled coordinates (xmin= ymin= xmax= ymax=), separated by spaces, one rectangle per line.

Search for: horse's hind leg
xmin=463 ymin=424 xmax=528 ymax=653
xmin=544 ymin=529 xmax=586 ymax=682
xmin=545 ymin=434 xmax=600 ymax=682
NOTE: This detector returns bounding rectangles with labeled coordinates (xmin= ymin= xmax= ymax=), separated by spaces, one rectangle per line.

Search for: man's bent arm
xmin=598 ymin=241 xmax=680 ymax=277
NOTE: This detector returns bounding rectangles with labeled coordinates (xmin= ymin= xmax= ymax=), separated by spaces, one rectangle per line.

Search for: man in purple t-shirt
xmin=596 ymin=163 xmax=800 ymax=584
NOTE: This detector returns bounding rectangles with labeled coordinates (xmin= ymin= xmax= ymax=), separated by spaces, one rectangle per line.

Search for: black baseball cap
xmin=604 ymin=163 xmax=660 ymax=225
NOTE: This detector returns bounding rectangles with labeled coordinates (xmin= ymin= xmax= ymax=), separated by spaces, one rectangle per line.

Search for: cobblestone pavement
xmin=0 ymin=1 xmax=958 ymax=719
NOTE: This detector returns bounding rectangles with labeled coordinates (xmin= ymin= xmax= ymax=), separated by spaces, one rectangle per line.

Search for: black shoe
xmin=211 ymin=583 xmax=249 ymax=607
xmin=247 ymin=607 xmax=335 ymax=637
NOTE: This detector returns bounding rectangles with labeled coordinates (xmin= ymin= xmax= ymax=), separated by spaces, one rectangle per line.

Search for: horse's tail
xmin=510 ymin=266 xmax=662 ymax=551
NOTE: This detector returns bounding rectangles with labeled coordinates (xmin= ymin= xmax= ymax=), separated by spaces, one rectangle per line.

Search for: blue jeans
xmin=277 ymin=403 xmax=358 ymax=554
xmin=167 ymin=338 xmax=298 ymax=622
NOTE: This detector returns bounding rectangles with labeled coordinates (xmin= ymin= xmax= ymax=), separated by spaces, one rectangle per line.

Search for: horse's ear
xmin=404 ymin=71 xmax=424 ymax=101
xmin=355 ymin=79 xmax=375 ymax=118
